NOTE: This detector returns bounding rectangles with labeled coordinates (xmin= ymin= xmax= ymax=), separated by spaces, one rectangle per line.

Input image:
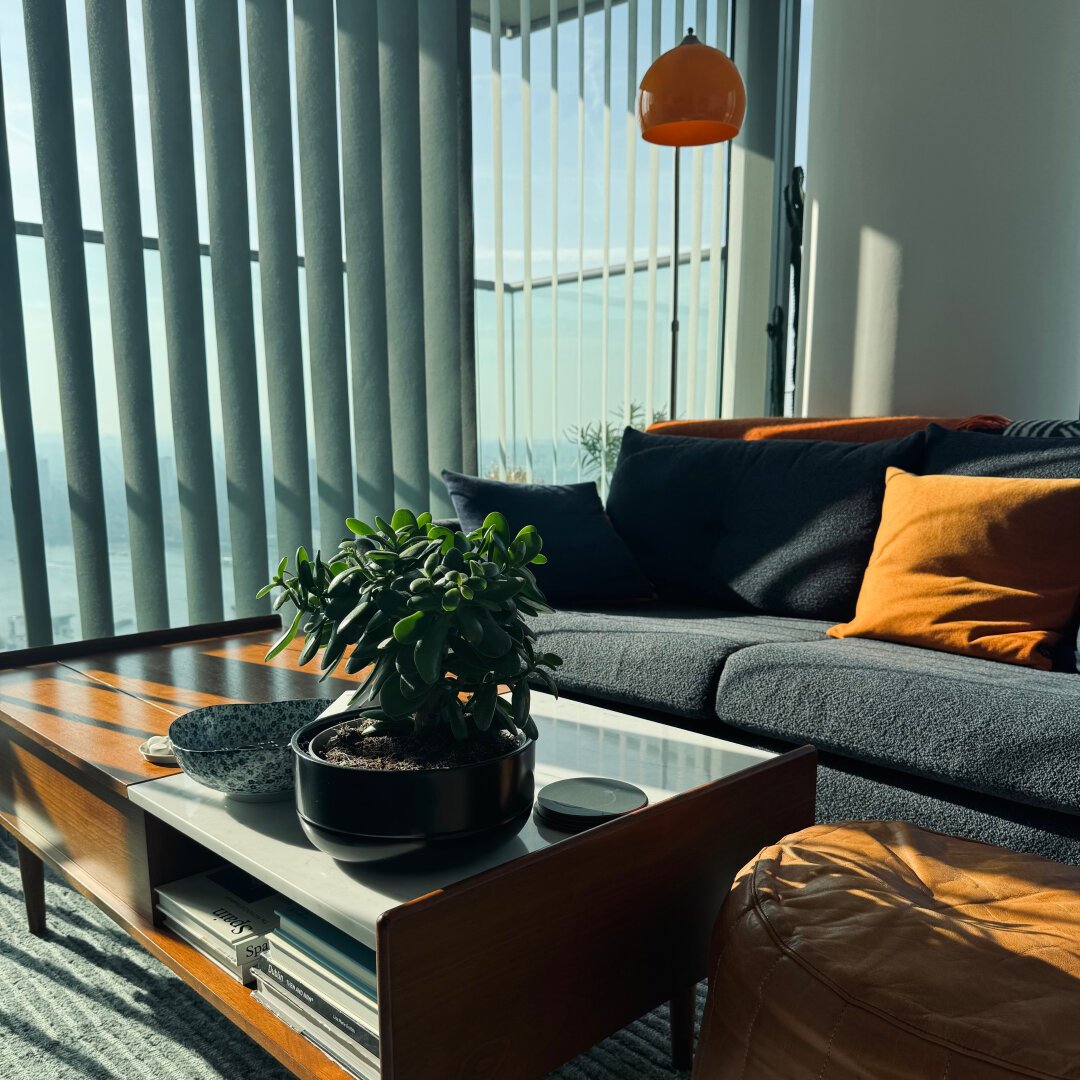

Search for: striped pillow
xmin=1004 ymin=419 xmax=1080 ymax=438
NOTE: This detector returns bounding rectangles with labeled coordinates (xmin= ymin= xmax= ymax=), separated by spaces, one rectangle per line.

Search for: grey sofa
xmin=530 ymin=605 xmax=1080 ymax=865
xmin=513 ymin=421 xmax=1080 ymax=867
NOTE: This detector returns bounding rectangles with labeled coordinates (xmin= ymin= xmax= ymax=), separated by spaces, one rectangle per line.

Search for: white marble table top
xmin=130 ymin=695 xmax=775 ymax=949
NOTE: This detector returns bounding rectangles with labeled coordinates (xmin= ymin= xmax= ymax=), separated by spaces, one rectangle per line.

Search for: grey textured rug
xmin=0 ymin=831 xmax=701 ymax=1079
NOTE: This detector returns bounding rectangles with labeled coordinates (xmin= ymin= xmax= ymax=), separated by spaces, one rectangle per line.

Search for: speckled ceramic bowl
xmin=169 ymin=698 xmax=331 ymax=801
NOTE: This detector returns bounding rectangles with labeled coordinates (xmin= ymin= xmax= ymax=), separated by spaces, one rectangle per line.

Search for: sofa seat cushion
xmin=529 ymin=607 xmax=831 ymax=720
xmin=716 ymin=638 xmax=1080 ymax=815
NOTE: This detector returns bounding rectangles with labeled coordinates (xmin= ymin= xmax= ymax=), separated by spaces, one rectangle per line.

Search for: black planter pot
xmin=291 ymin=717 xmax=536 ymax=862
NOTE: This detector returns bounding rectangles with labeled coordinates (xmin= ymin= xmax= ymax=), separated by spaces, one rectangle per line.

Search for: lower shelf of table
xmin=0 ymin=807 xmax=360 ymax=1080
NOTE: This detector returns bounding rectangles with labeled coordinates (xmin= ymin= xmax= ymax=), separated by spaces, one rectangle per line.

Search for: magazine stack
xmin=155 ymin=866 xmax=281 ymax=984
xmin=253 ymin=902 xmax=379 ymax=1079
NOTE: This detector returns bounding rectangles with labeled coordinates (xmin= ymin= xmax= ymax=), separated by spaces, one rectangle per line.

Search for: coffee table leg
xmin=670 ymin=983 xmax=696 ymax=1071
xmin=16 ymin=840 xmax=46 ymax=936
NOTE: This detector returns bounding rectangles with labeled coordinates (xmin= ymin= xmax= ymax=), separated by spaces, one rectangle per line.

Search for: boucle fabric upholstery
xmin=606 ymin=427 xmax=925 ymax=621
xmin=813 ymin=757 xmax=1080 ymax=866
xmin=529 ymin=607 xmax=830 ymax=719
xmin=716 ymin=637 xmax=1080 ymax=815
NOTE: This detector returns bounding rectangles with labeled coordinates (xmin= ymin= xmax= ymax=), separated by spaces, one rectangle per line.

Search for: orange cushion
xmin=828 ymin=467 xmax=1080 ymax=669
xmin=646 ymin=415 xmax=1009 ymax=442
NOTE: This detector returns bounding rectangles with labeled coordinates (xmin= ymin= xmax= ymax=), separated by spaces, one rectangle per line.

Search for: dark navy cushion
xmin=923 ymin=423 xmax=1080 ymax=478
xmin=440 ymin=470 xmax=654 ymax=607
xmin=605 ymin=427 xmax=926 ymax=621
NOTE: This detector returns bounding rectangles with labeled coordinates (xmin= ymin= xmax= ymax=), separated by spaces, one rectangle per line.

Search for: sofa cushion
xmin=922 ymin=422 xmax=1080 ymax=478
xmin=716 ymin=638 xmax=1080 ymax=815
xmin=440 ymin=470 xmax=654 ymax=607
xmin=529 ymin=607 xmax=831 ymax=720
xmin=606 ymin=426 xmax=926 ymax=621
xmin=922 ymin=423 xmax=1080 ymax=670
xmin=827 ymin=468 xmax=1080 ymax=670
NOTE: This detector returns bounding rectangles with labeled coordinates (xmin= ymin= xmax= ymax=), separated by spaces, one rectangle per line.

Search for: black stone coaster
xmin=534 ymin=777 xmax=649 ymax=832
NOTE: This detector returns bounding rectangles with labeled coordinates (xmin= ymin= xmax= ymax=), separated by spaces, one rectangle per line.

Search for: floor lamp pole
xmin=669 ymin=146 xmax=680 ymax=419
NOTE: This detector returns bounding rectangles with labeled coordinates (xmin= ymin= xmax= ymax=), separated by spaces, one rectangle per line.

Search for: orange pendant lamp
xmin=638 ymin=30 xmax=746 ymax=415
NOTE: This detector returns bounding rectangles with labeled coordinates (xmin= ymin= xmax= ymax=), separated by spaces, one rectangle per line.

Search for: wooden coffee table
xmin=0 ymin=620 xmax=816 ymax=1079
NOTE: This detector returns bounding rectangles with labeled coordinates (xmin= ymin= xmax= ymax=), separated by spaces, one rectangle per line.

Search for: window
xmin=471 ymin=0 xmax=733 ymax=487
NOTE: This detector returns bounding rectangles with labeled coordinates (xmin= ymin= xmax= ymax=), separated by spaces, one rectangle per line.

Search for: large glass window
xmin=0 ymin=0 xmax=309 ymax=647
xmin=471 ymin=1 xmax=733 ymax=487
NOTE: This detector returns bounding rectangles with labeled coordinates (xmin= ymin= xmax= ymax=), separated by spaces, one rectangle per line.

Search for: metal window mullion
xmin=142 ymin=0 xmax=223 ymax=624
xmin=521 ymin=0 xmax=534 ymax=482
xmin=644 ymin=0 xmax=660 ymax=423
xmin=766 ymin=0 xmax=802 ymax=416
xmin=419 ymin=0 xmax=464 ymax=515
xmin=85 ymin=0 xmax=169 ymax=632
xmin=622 ymin=0 xmax=637 ymax=426
xmin=575 ymin=0 xmax=585 ymax=480
xmin=246 ymin=0 xmax=312 ymax=564
xmin=24 ymin=0 xmax=114 ymax=639
xmin=0 ymin=54 xmax=51 ymax=646
xmin=457 ymin=0 xmax=478 ymax=476
xmin=296 ymin=0 xmax=362 ymax=532
xmin=704 ymin=0 xmax=729 ymax=415
xmin=599 ymin=0 xmax=612 ymax=488
xmin=339 ymin=0 xmax=395 ymax=520
xmin=491 ymin=0 xmax=508 ymax=480
xmin=549 ymin=0 xmax=559 ymax=482
xmin=377 ymin=0 xmax=428 ymax=512
xmin=194 ymin=0 xmax=269 ymax=616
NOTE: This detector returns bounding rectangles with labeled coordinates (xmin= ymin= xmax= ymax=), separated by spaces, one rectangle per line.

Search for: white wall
xmin=797 ymin=0 xmax=1080 ymax=420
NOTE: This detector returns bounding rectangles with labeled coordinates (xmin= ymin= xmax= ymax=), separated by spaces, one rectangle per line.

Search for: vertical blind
xmin=476 ymin=0 xmax=731 ymax=487
xmin=0 ymin=0 xmax=476 ymax=648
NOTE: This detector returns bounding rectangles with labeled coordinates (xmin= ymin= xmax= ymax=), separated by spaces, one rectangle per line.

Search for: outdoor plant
xmin=567 ymin=402 xmax=669 ymax=480
xmin=259 ymin=510 xmax=562 ymax=744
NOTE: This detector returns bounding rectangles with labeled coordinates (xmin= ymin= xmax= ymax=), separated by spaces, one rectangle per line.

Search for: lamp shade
xmin=637 ymin=31 xmax=746 ymax=147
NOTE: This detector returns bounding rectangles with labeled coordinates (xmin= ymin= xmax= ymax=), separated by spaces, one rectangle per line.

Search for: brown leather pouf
xmin=694 ymin=821 xmax=1080 ymax=1079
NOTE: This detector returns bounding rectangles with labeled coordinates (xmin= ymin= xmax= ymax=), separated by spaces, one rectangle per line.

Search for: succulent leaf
xmin=259 ymin=506 xmax=562 ymax=742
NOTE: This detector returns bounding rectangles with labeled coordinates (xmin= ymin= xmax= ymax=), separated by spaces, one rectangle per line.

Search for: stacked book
xmin=155 ymin=866 xmax=281 ymax=984
xmin=253 ymin=902 xmax=379 ymax=1079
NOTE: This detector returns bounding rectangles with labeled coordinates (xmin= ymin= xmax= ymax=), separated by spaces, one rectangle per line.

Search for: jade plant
xmin=259 ymin=510 xmax=562 ymax=743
